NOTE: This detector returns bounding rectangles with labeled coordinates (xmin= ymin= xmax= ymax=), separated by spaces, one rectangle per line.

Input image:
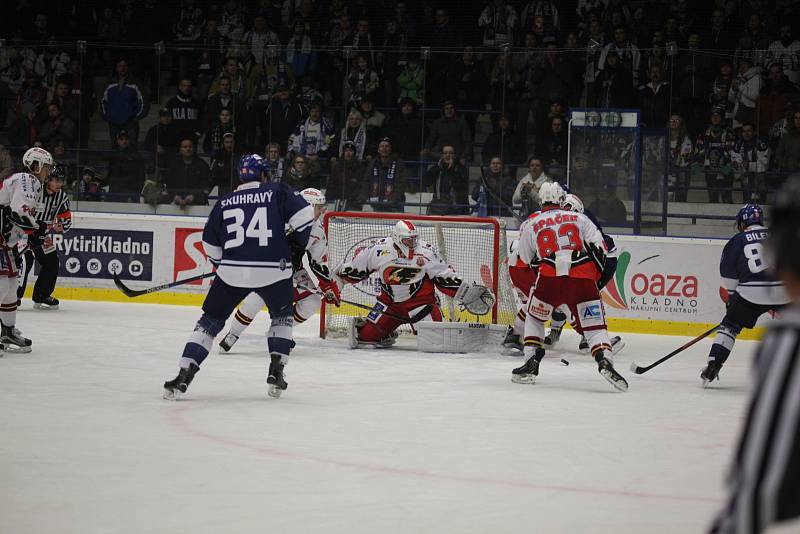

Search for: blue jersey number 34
xmin=223 ymin=207 xmax=273 ymax=249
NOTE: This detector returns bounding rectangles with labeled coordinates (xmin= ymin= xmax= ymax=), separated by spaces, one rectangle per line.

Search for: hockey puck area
xmin=561 ymin=358 xmax=570 ymax=366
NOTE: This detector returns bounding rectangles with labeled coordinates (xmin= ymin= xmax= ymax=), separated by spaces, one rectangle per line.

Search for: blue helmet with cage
xmin=238 ymin=154 xmax=267 ymax=183
xmin=735 ymin=203 xmax=763 ymax=231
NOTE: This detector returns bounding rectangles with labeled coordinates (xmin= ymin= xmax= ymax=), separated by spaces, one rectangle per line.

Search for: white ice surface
xmin=0 ymin=300 xmax=765 ymax=534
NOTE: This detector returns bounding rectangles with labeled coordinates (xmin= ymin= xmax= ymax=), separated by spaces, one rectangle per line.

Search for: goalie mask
xmin=561 ymin=193 xmax=584 ymax=213
xmin=392 ymin=220 xmax=418 ymax=258
xmin=300 ymin=187 xmax=327 ymax=219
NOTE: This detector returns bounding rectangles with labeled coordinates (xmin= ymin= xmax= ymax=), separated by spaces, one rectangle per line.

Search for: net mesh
xmin=322 ymin=213 xmax=517 ymax=337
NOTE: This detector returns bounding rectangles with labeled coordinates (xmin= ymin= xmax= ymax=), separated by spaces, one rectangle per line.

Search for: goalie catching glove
xmin=318 ymin=278 xmax=341 ymax=306
xmin=454 ymin=281 xmax=496 ymax=316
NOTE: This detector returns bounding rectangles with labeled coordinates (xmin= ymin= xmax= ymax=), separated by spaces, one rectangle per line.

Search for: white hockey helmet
xmin=392 ymin=220 xmax=419 ymax=258
xmin=22 ymin=147 xmax=54 ymax=176
xmin=300 ymin=187 xmax=326 ymax=205
xmin=538 ymin=181 xmax=566 ymax=207
xmin=561 ymin=193 xmax=584 ymax=213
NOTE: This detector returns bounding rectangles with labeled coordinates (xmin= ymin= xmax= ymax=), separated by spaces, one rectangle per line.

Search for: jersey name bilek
xmin=720 ymin=224 xmax=789 ymax=306
xmin=203 ymin=181 xmax=313 ymax=288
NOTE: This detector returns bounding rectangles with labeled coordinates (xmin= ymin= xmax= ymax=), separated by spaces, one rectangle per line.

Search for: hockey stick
xmin=629 ymin=325 xmax=718 ymax=375
xmin=297 ymin=284 xmax=412 ymax=323
xmin=478 ymin=165 xmax=525 ymax=223
xmin=113 ymin=271 xmax=216 ymax=298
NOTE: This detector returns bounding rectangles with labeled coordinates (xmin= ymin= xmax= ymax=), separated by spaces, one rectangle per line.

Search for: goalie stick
xmin=629 ymin=325 xmax=718 ymax=375
xmin=296 ymin=284 xmax=413 ymax=323
xmin=113 ymin=271 xmax=216 ymax=297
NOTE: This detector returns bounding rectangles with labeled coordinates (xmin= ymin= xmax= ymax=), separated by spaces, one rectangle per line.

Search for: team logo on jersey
xmin=383 ymin=266 xmax=421 ymax=285
xmin=577 ymin=301 xmax=605 ymax=328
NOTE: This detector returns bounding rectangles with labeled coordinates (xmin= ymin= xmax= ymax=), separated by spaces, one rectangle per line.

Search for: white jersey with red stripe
xmin=337 ymin=238 xmax=462 ymax=303
xmin=518 ymin=206 xmax=606 ymax=280
xmin=0 ymin=172 xmax=42 ymax=247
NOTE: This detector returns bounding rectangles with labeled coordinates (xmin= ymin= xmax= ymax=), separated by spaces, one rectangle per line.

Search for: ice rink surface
xmin=0 ymin=300 xmax=764 ymax=533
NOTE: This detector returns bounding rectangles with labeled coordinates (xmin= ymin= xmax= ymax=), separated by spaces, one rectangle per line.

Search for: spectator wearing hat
xmin=694 ymin=107 xmax=735 ymax=203
xmin=100 ymin=59 xmax=148 ymax=148
xmin=74 ymin=166 xmax=106 ymax=201
xmin=165 ymin=138 xmax=211 ymax=208
xmin=422 ymin=100 xmax=472 ymax=165
xmin=328 ymin=140 xmax=367 ymax=210
xmin=107 ymin=129 xmax=146 ymax=202
xmin=422 ymin=143 xmax=469 ymax=215
xmin=264 ymin=84 xmax=305 ymax=154
xmin=384 ymin=97 xmax=425 ymax=165
xmin=143 ymin=108 xmax=181 ymax=173
xmin=363 ymin=137 xmax=406 ymax=213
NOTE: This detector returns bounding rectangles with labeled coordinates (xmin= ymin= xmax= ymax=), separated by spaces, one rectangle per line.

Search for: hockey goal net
xmin=320 ymin=212 xmax=517 ymax=338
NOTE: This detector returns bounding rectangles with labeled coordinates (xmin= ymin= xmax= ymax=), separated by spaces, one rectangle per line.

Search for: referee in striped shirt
xmin=17 ymin=163 xmax=72 ymax=309
xmin=710 ymin=178 xmax=800 ymax=534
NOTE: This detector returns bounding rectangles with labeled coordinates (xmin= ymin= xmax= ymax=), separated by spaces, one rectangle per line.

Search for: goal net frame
xmin=319 ymin=211 xmax=510 ymax=339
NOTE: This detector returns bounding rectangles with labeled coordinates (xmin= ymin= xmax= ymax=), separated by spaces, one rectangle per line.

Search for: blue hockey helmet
xmin=735 ymin=203 xmax=763 ymax=231
xmin=238 ymin=154 xmax=267 ymax=183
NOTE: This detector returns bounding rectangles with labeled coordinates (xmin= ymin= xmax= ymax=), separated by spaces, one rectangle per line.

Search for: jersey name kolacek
xmin=518 ymin=207 xmax=606 ymax=280
xmin=0 ymin=172 xmax=42 ymax=246
xmin=720 ymin=224 xmax=789 ymax=306
xmin=203 ymin=181 xmax=313 ymax=288
xmin=338 ymin=238 xmax=462 ymax=302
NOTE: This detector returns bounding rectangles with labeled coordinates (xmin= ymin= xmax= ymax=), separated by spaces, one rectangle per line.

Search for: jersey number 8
xmin=536 ymin=223 xmax=582 ymax=257
xmin=223 ymin=207 xmax=274 ymax=249
xmin=743 ymin=243 xmax=767 ymax=274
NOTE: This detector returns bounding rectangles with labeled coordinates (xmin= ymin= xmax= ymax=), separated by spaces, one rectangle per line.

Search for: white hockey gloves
xmin=454 ymin=281 xmax=496 ymax=316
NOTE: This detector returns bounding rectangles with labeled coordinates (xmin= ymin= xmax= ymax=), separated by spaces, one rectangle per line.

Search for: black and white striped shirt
xmin=711 ymin=304 xmax=800 ymax=533
xmin=38 ymin=189 xmax=72 ymax=232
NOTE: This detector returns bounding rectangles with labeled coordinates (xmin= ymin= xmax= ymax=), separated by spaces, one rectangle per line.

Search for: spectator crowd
xmin=0 ymin=0 xmax=799 ymax=222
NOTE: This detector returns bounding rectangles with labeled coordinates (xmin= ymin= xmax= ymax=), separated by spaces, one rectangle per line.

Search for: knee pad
xmin=196 ymin=314 xmax=225 ymax=337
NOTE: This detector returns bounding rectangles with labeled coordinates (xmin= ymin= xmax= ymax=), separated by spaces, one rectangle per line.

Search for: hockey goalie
xmin=218 ymin=187 xmax=340 ymax=352
xmin=336 ymin=220 xmax=495 ymax=350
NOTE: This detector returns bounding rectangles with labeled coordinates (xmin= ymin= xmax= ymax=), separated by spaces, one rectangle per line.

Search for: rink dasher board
xmin=28 ymin=212 xmax=767 ymax=340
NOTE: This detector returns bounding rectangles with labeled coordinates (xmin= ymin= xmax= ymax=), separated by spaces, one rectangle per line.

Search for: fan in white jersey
xmin=336 ymin=219 xmax=494 ymax=349
xmin=218 ymin=188 xmax=340 ymax=352
xmin=0 ymin=147 xmax=52 ymax=352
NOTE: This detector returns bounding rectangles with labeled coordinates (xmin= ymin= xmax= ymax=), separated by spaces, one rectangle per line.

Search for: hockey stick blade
xmin=113 ymin=271 xmax=215 ymax=298
xmin=629 ymin=325 xmax=718 ymax=375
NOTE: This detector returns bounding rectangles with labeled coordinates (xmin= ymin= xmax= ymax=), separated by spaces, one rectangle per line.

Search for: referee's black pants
xmin=17 ymin=248 xmax=59 ymax=302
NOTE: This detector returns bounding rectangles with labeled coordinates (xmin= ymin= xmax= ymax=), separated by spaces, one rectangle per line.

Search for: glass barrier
xmin=1 ymin=39 xmax=797 ymax=235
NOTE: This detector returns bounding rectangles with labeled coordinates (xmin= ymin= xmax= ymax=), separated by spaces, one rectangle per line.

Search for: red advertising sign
xmin=173 ymin=228 xmax=213 ymax=285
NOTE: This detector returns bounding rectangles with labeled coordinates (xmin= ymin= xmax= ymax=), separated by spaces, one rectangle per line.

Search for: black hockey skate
xmin=543 ymin=326 xmax=562 ymax=349
xmin=267 ymin=354 xmax=287 ymax=398
xmin=578 ymin=336 xmax=590 ymax=353
xmin=1 ymin=325 xmax=32 ymax=353
xmin=596 ymin=355 xmax=628 ymax=392
xmin=163 ymin=364 xmax=199 ymax=400
xmin=219 ymin=332 xmax=239 ymax=352
xmin=502 ymin=325 xmax=523 ymax=352
xmin=511 ymin=349 xmax=544 ymax=384
xmin=33 ymin=296 xmax=59 ymax=310
xmin=700 ymin=360 xmax=722 ymax=388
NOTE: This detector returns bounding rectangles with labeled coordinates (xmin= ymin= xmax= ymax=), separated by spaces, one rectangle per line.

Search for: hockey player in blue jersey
xmin=163 ymin=154 xmax=314 ymax=399
xmin=701 ymin=203 xmax=790 ymax=387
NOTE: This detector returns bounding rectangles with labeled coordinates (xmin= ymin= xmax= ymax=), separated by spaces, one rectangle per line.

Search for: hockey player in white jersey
xmin=336 ymin=219 xmax=494 ymax=348
xmin=218 ymin=187 xmax=340 ymax=352
xmin=0 ymin=147 xmax=51 ymax=353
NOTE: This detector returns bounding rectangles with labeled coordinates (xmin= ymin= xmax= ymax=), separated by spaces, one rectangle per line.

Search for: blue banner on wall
xmin=51 ymin=229 xmax=154 ymax=281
